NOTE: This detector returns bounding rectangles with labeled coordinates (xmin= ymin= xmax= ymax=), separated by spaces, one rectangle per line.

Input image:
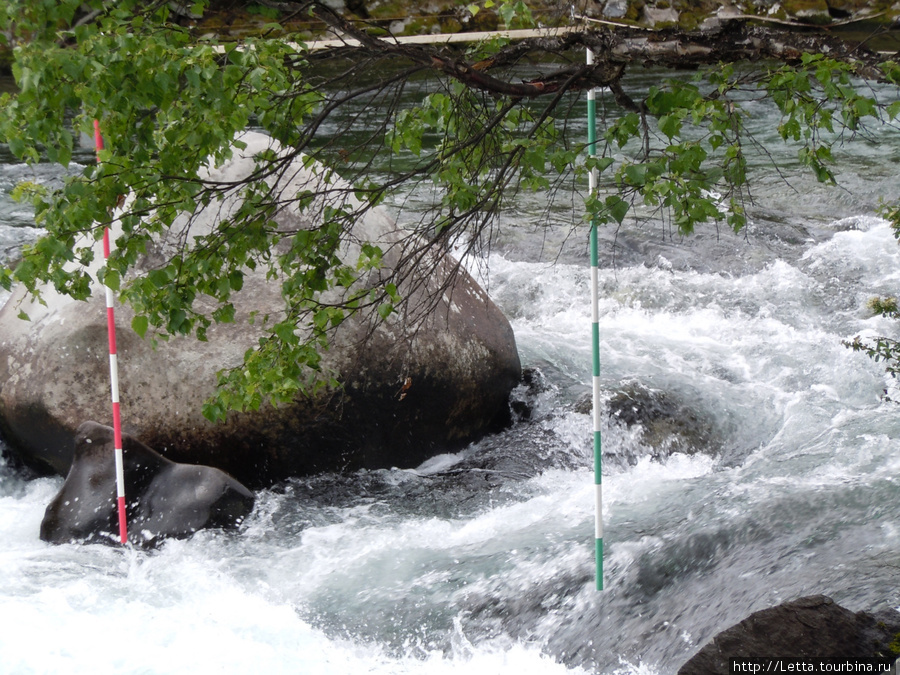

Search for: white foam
xmin=0 ymin=515 xmax=593 ymax=675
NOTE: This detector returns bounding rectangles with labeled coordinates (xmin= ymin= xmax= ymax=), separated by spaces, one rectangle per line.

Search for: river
xmin=1 ymin=65 xmax=900 ymax=674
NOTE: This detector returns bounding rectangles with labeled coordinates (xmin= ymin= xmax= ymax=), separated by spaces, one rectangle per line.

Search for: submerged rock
xmin=609 ymin=383 xmax=718 ymax=453
xmin=581 ymin=381 xmax=721 ymax=465
xmin=678 ymin=595 xmax=900 ymax=674
xmin=40 ymin=421 xmax=255 ymax=546
xmin=0 ymin=132 xmax=521 ymax=486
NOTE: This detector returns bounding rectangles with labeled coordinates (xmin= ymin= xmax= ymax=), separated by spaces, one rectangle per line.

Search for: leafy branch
xmin=2 ymin=0 xmax=899 ymax=417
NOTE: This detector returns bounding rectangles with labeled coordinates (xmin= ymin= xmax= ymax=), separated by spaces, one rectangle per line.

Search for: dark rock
xmin=678 ymin=595 xmax=900 ymax=675
xmin=0 ymin=132 xmax=521 ymax=486
xmin=40 ymin=421 xmax=255 ymax=546
xmin=508 ymin=367 xmax=548 ymax=422
xmin=604 ymin=381 xmax=720 ymax=461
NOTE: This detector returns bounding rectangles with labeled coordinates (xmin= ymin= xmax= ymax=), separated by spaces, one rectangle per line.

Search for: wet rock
xmin=0 ymin=132 xmax=521 ymax=486
xmin=678 ymin=595 xmax=900 ymax=674
xmin=508 ymin=367 xmax=548 ymax=422
xmin=782 ymin=0 xmax=834 ymax=23
xmin=602 ymin=0 xmax=630 ymax=18
xmin=40 ymin=421 xmax=254 ymax=546
xmin=599 ymin=382 xmax=720 ymax=462
xmin=643 ymin=6 xmax=680 ymax=25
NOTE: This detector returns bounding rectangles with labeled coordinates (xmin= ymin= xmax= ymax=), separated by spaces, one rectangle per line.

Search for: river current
xmin=1 ymin=67 xmax=900 ymax=674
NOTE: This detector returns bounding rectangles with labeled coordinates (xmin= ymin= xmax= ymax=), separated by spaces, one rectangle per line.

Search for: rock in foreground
xmin=678 ymin=595 xmax=900 ymax=674
xmin=0 ymin=132 xmax=521 ymax=486
xmin=41 ymin=421 xmax=255 ymax=546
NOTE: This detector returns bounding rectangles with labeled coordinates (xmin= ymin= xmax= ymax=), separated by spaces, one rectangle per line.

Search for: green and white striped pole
xmin=586 ymin=48 xmax=604 ymax=591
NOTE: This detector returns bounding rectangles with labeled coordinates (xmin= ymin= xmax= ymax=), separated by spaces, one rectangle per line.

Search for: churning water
xmin=1 ymin=68 xmax=900 ymax=674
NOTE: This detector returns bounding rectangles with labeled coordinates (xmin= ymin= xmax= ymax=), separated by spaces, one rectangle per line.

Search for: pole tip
xmin=595 ymin=538 xmax=604 ymax=591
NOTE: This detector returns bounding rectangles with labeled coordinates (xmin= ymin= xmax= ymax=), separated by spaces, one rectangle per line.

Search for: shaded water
xmin=1 ymin=67 xmax=900 ymax=674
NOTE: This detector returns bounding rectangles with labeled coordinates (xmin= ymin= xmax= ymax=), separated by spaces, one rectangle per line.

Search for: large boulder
xmin=41 ymin=421 xmax=255 ymax=546
xmin=0 ymin=132 xmax=521 ymax=486
xmin=678 ymin=595 xmax=900 ymax=674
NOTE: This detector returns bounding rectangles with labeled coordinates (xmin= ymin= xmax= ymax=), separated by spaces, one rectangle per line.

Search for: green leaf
xmin=148 ymin=268 xmax=171 ymax=288
xmin=7 ymin=136 xmax=25 ymax=158
xmin=167 ymin=309 xmax=188 ymax=334
xmin=132 ymin=315 xmax=149 ymax=338
xmin=202 ymin=400 xmax=226 ymax=423
xmin=274 ymin=322 xmax=296 ymax=343
xmin=658 ymin=114 xmax=681 ymax=140
xmin=605 ymin=195 xmax=630 ymax=224
xmin=624 ymin=164 xmax=647 ymax=187
xmin=587 ymin=156 xmax=615 ymax=174
xmin=103 ymin=269 xmax=120 ymax=291
xmin=212 ymin=303 xmax=235 ymax=324
xmin=888 ymin=101 xmax=900 ymax=121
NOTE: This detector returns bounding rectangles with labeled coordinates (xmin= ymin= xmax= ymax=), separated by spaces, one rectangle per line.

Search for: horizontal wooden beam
xmin=303 ymin=26 xmax=582 ymax=52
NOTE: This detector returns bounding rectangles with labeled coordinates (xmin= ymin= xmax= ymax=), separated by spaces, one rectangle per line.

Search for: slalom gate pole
xmin=94 ymin=120 xmax=128 ymax=545
xmin=586 ymin=50 xmax=604 ymax=590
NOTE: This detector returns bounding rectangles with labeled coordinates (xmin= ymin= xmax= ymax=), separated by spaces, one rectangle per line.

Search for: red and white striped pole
xmin=94 ymin=119 xmax=128 ymax=544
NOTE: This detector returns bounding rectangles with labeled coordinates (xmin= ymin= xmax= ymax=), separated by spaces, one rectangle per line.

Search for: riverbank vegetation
xmin=0 ymin=0 xmax=899 ymax=416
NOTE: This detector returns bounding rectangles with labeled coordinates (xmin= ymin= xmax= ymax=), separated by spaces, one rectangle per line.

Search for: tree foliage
xmin=1 ymin=0 xmax=899 ymax=417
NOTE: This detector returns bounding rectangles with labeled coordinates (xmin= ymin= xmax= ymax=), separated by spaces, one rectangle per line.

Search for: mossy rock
xmin=889 ymin=632 xmax=900 ymax=657
xmin=678 ymin=10 xmax=702 ymax=30
xmin=783 ymin=0 xmax=829 ymax=11
xmin=464 ymin=8 xmax=500 ymax=32
xmin=399 ymin=17 xmax=440 ymax=36
xmin=368 ymin=0 xmax=418 ymax=20
xmin=625 ymin=1 xmax=644 ymax=22
xmin=783 ymin=0 xmax=833 ymax=22
xmin=440 ymin=16 xmax=463 ymax=34
xmin=672 ymin=0 xmax=719 ymax=13
xmin=768 ymin=4 xmax=790 ymax=19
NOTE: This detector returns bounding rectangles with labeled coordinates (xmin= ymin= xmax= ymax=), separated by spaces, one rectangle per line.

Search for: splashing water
xmin=2 ymin=70 xmax=900 ymax=674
